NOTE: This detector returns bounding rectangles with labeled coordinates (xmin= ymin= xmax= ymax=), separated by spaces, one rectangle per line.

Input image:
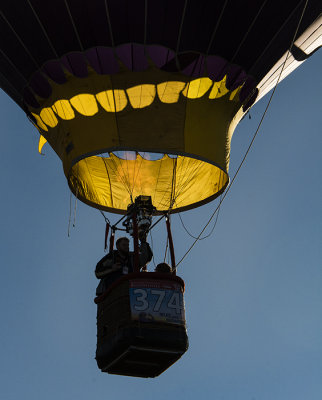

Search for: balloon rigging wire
xmin=99 ymin=210 xmax=111 ymax=226
xmin=174 ymin=0 xmax=309 ymax=271
xmin=27 ymin=0 xmax=59 ymax=58
xmin=63 ymin=0 xmax=84 ymax=51
xmin=67 ymin=188 xmax=78 ymax=236
xmin=164 ymin=235 xmax=169 ymax=263
xmin=131 ymin=152 xmax=145 ymax=197
xmin=68 ymin=192 xmax=72 ymax=237
xmin=73 ymin=186 xmax=78 ymax=228
xmin=206 ymin=0 xmax=229 ymax=55
xmin=230 ymin=0 xmax=268 ymax=63
xmin=178 ymin=194 xmax=222 ymax=241
xmin=149 ymin=230 xmax=157 ymax=268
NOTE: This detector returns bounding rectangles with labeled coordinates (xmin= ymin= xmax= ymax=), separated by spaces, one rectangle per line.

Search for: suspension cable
xmin=99 ymin=210 xmax=111 ymax=225
xmin=178 ymin=194 xmax=222 ymax=240
xmin=174 ymin=0 xmax=309 ymax=271
xmin=149 ymin=230 xmax=157 ymax=268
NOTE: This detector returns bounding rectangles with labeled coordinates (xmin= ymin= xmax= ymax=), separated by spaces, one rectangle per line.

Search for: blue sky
xmin=0 ymin=51 xmax=321 ymax=400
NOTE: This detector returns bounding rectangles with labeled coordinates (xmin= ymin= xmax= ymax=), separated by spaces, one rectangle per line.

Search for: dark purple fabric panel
xmin=42 ymin=60 xmax=67 ymax=84
xmin=181 ymin=54 xmax=206 ymax=78
xmin=22 ymin=44 xmax=255 ymax=107
xmin=147 ymin=45 xmax=175 ymax=68
xmin=242 ymin=87 xmax=258 ymax=111
xmin=229 ymin=69 xmax=248 ymax=91
xmin=61 ymin=53 xmax=88 ymax=78
xmin=206 ymin=56 xmax=228 ymax=81
xmin=225 ymin=65 xmax=245 ymax=90
xmin=116 ymin=44 xmax=148 ymax=71
xmin=115 ymin=44 xmax=133 ymax=70
xmin=240 ymin=77 xmax=257 ymax=104
xmin=132 ymin=44 xmax=148 ymax=71
xmin=86 ymin=47 xmax=119 ymax=75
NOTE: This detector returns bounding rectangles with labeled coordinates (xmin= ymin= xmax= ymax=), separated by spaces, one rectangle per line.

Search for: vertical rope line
xmin=163 ymin=236 xmax=169 ymax=263
xmin=175 ymin=0 xmax=188 ymax=67
xmin=173 ymin=158 xmax=205 ymax=203
xmin=169 ymin=158 xmax=178 ymax=210
xmin=144 ymin=0 xmax=148 ymax=49
xmin=101 ymin=157 xmax=114 ymax=208
xmin=104 ymin=0 xmax=115 ymax=47
xmin=27 ymin=0 xmax=59 ymax=58
xmin=149 ymin=230 xmax=157 ymax=268
xmin=153 ymin=156 xmax=164 ymax=208
xmin=73 ymin=186 xmax=78 ymax=227
xmin=124 ymin=150 xmax=132 ymax=197
xmin=154 ymin=157 xmax=178 ymax=210
xmin=63 ymin=0 xmax=84 ymax=51
xmin=249 ymin=1 xmax=305 ymax=75
xmin=108 ymin=154 xmax=133 ymax=199
xmin=0 ymin=10 xmax=40 ymax=68
xmin=174 ymin=0 xmax=310 ymax=269
xmin=132 ymin=152 xmax=145 ymax=196
xmin=206 ymin=0 xmax=229 ymax=55
xmin=230 ymin=0 xmax=268 ymax=63
xmin=68 ymin=192 xmax=72 ymax=237
xmin=72 ymin=164 xmax=79 ymax=227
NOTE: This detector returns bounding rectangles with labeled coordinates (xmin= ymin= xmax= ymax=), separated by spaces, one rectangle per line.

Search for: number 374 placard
xmin=129 ymin=279 xmax=185 ymax=326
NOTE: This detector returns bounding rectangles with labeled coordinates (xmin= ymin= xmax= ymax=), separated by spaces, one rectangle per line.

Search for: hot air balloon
xmin=0 ymin=0 xmax=320 ymax=377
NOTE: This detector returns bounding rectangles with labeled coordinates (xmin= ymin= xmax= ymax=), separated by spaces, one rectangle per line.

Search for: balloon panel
xmin=0 ymin=1 xmax=320 ymax=213
xmin=68 ymin=153 xmax=228 ymax=214
xmin=30 ymin=66 xmax=242 ymax=213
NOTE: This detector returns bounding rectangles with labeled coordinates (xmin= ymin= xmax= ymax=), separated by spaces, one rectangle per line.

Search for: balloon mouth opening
xmin=67 ymin=151 xmax=229 ymax=214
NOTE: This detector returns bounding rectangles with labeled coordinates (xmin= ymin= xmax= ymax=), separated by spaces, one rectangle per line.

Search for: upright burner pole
xmin=132 ymin=212 xmax=140 ymax=272
xmin=166 ymin=216 xmax=176 ymax=275
xmin=109 ymin=227 xmax=115 ymax=253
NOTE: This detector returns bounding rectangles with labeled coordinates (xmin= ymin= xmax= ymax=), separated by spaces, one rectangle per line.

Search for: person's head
xmin=155 ymin=262 xmax=172 ymax=274
xmin=116 ymin=237 xmax=130 ymax=254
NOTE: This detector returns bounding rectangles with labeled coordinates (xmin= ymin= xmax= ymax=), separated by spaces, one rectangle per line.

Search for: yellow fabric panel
xmin=31 ymin=113 xmax=48 ymax=131
xmin=53 ymin=100 xmax=75 ymax=120
xmin=157 ymin=81 xmax=186 ymax=103
xmin=38 ymin=135 xmax=47 ymax=154
xmin=61 ymin=112 xmax=120 ymax=167
xmin=68 ymin=153 xmax=228 ymax=213
xmin=96 ymin=90 xmax=127 ymax=112
xmin=28 ymin=67 xmax=245 ymax=213
xmin=70 ymin=94 xmax=98 ymax=116
xmin=184 ymin=91 xmax=242 ymax=171
xmin=209 ymin=76 xmax=229 ymax=99
xmin=182 ymin=78 xmax=213 ymax=99
xmin=126 ymin=84 xmax=156 ymax=108
xmin=40 ymin=107 xmax=58 ymax=128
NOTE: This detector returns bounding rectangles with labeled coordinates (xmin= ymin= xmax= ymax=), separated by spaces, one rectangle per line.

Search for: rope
xmin=149 ymin=230 xmax=157 ymax=268
xmin=99 ymin=210 xmax=111 ymax=225
xmin=163 ymin=236 xmax=169 ymax=263
xmin=68 ymin=192 xmax=72 ymax=237
xmin=173 ymin=0 xmax=309 ymax=271
xmin=178 ymin=194 xmax=222 ymax=240
xmin=73 ymin=186 xmax=78 ymax=228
